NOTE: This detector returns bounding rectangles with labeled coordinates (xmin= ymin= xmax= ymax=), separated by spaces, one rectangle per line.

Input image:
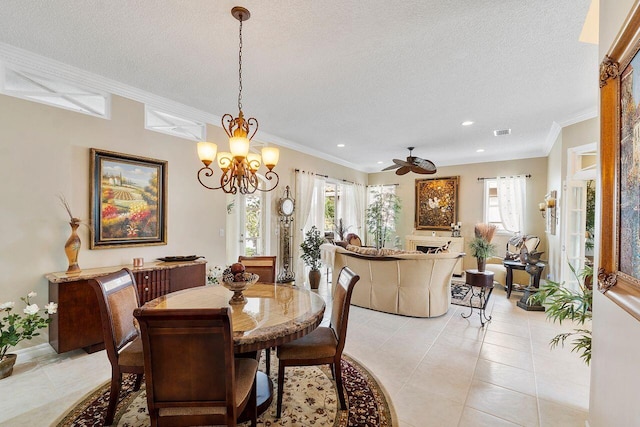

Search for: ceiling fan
xmin=382 ymin=147 xmax=437 ymax=175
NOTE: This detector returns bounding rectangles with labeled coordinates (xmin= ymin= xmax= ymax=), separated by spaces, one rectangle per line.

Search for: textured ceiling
xmin=0 ymin=0 xmax=598 ymax=171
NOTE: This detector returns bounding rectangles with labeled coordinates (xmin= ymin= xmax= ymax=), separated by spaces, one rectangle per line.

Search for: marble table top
xmin=140 ymin=283 xmax=326 ymax=354
xmin=45 ymin=259 xmax=206 ymax=283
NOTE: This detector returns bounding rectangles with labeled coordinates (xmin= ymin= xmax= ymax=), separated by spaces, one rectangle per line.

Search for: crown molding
xmin=542 ymin=121 xmax=563 ymax=155
xmin=558 ymin=106 xmax=598 ymax=128
xmin=0 ymin=42 xmax=217 ymax=125
xmin=0 ymin=42 xmax=367 ymax=172
xmin=541 ymin=106 xmax=598 ymax=156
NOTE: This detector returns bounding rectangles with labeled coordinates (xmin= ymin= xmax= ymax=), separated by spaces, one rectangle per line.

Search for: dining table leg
xmin=237 ymin=351 xmax=274 ymax=421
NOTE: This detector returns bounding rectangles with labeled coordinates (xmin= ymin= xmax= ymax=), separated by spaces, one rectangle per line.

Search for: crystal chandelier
xmin=197 ymin=6 xmax=279 ymax=194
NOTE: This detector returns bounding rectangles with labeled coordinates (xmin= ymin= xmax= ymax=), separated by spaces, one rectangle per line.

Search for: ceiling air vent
xmin=494 ymin=129 xmax=511 ymax=136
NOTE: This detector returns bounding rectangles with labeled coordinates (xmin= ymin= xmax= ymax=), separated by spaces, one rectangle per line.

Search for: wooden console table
xmin=46 ymin=260 xmax=206 ymax=353
xmin=405 ymin=235 xmax=464 ymax=276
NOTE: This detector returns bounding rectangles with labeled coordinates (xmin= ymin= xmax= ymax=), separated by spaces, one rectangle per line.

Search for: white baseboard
xmin=14 ymin=343 xmax=56 ymax=363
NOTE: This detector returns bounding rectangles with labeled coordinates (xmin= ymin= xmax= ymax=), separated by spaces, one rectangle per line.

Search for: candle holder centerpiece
xmin=222 ymin=263 xmax=259 ymax=304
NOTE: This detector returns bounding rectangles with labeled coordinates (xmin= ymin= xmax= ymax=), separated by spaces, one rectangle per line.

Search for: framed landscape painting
xmin=90 ymin=149 xmax=167 ymax=248
xmin=415 ymin=176 xmax=459 ymax=230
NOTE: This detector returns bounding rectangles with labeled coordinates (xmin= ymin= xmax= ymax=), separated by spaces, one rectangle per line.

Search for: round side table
xmin=461 ymin=269 xmax=494 ymax=327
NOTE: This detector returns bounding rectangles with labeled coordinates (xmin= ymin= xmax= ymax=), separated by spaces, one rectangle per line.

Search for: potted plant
xmin=1 ymin=292 xmax=57 ymax=379
xmin=469 ymin=223 xmax=497 ymax=271
xmin=333 ymin=218 xmax=352 ymax=241
xmin=366 ymin=192 xmax=401 ymax=249
xmin=300 ymin=226 xmax=324 ymax=289
xmin=528 ymin=264 xmax=592 ymax=365
xmin=468 ymin=237 xmax=496 ymax=272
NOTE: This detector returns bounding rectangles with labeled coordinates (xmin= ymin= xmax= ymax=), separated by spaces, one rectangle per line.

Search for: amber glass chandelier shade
xmin=197 ymin=142 xmax=217 ymax=166
xmin=229 ymin=136 xmax=250 ymax=159
xmin=261 ymin=147 xmax=280 ymax=169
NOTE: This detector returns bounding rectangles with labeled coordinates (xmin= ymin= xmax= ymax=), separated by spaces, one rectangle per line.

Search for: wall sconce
xmin=539 ymin=202 xmax=547 ymax=218
xmin=541 ymin=190 xmax=558 ymax=235
xmin=539 ymin=192 xmax=557 ymax=220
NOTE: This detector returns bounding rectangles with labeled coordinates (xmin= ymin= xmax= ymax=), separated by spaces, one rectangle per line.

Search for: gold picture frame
xmin=415 ymin=176 xmax=459 ymax=230
xmin=599 ymin=3 xmax=640 ymax=320
xmin=90 ymin=149 xmax=168 ymax=248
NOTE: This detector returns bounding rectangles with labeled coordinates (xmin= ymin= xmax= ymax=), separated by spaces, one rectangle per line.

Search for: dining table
xmin=141 ymin=282 xmax=326 ymax=416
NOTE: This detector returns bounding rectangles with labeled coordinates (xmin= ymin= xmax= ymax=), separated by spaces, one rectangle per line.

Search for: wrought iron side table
xmin=461 ymin=269 xmax=495 ymax=327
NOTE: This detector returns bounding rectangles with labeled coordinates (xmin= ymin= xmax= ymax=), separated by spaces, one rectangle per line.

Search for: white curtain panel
xmin=496 ymin=175 xmax=527 ymax=233
xmin=294 ymin=172 xmax=325 ymax=285
xmin=337 ymin=183 xmax=355 ymax=238
xmin=353 ymin=183 xmax=366 ymax=237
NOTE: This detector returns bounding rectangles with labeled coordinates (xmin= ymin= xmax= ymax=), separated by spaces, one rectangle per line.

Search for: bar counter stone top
xmin=45 ymin=259 xmax=207 ymax=283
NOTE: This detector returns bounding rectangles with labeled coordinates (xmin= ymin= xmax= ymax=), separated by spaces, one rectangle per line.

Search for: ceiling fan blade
xmin=393 ymin=159 xmax=411 ymax=167
xmin=410 ymin=165 xmax=437 ymax=174
xmin=411 ymin=157 xmax=437 ymax=173
xmin=395 ymin=166 xmax=411 ymax=175
xmin=381 ymin=164 xmax=401 ymax=171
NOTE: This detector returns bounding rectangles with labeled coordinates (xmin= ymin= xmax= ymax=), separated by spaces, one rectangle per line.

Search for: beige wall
xmin=590 ymin=1 xmax=640 ymax=425
xmin=0 ymin=93 xmax=365 ymax=351
xmin=545 ymin=117 xmax=598 ymax=280
xmin=546 ymin=131 xmax=563 ymax=280
xmin=368 ymin=157 xmax=548 ymax=271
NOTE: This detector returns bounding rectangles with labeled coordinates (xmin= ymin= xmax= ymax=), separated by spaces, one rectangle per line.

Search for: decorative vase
xmin=65 ymin=219 xmax=81 ymax=272
xmin=0 ymin=354 xmax=17 ymax=380
xmin=477 ymin=258 xmax=486 ymax=272
xmin=309 ymin=268 xmax=321 ymax=290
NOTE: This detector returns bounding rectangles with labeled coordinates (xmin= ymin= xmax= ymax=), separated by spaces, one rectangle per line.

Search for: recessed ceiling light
xmin=476 ymin=148 xmax=485 ymax=153
xmin=461 ymin=121 xmax=474 ymax=126
xmin=377 ymin=161 xmax=383 ymax=164
xmin=337 ymin=143 xmax=345 ymax=147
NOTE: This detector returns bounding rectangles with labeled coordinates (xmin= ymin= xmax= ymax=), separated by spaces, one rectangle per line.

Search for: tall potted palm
xmin=300 ymin=226 xmax=324 ymax=289
xmin=366 ymin=193 xmax=401 ymax=249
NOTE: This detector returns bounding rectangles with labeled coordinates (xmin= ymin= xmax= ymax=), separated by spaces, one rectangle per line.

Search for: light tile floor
xmin=0 ymin=277 xmax=590 ymax=427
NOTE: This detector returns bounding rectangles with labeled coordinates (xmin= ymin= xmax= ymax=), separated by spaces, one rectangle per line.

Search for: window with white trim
xmin=483 ymin=179 xmax=505 ymax=231
xmin=483 ymin=176 xmax=527 ymax=233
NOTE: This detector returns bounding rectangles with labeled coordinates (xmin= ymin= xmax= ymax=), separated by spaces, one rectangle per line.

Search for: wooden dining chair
xmin=276 ymin=266 xmax=360 ymax=418
xmin=238 ymin=255 xmax=277 ymax=374
xmin=238 ymin=255 xmax=277 ymax=284
xmin=133 ymin=307 xmax=258 ymax=427
xmin=89 ymin=268 xmax=145 ymax=426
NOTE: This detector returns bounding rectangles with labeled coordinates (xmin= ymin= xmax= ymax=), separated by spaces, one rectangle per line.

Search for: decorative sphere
xmin=230 ymin=262 xmax=245 ymax=274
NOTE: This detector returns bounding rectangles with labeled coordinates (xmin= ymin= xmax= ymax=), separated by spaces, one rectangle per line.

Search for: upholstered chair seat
xmin=117 ymin=339 xmax=144 ymax=367
xmin=277 ymin=327 xmax=338 ymax=359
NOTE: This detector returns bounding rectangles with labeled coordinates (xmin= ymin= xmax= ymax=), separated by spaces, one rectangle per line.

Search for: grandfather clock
xmin=277 ymin=186 xmax=296 ymax=283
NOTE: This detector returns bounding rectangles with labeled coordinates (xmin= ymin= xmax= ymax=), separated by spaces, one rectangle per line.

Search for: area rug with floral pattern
xmin=451 ymin=279 xmax=488 ymax=309
xmin=56 ymin=354 xmax=396 ymax=427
